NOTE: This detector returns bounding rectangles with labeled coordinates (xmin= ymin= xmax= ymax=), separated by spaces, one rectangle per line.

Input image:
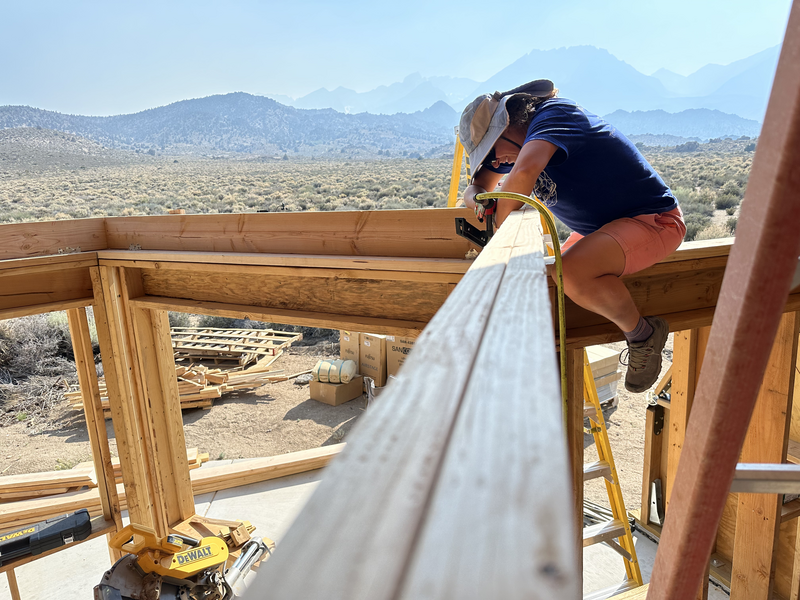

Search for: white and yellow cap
xmin=458 ymin=79 xmax=555 ymax=183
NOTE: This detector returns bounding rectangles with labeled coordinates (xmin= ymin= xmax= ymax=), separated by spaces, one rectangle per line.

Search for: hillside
xmin=0 ymin=93 xmax=455 ymax=157
xmin=604 ymin=108 xmax=761 ymax=141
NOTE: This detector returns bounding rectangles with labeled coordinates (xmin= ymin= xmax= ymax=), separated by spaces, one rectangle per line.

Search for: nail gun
xmin=455 ymin=197 xmax=496 ymax=248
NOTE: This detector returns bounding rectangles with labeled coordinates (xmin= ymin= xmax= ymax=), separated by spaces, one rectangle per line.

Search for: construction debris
xmin=66 ymin=327 xmax=306 ymax=417
xmin=171 ymin=327 xmax=302 ymax=367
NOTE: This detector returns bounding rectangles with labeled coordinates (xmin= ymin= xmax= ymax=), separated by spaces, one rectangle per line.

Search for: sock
xmin=624 ymin=317 xmax=653 ymax=343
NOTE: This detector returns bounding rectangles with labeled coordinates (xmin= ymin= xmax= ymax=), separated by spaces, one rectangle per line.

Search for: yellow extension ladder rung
xmin=583 ymin=349 xmax=643 ymax=592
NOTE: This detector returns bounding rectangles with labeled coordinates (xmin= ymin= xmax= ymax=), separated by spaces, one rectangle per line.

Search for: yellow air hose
xmin=475 ymin=192 xmax=569 ymax=417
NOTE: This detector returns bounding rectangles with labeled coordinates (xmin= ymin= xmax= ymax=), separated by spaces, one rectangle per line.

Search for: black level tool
xmin=0 ymin=509 xmax=91 ymax=566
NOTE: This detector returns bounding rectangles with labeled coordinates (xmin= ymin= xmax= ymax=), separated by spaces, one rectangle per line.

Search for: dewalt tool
xmin=94 ymin=523 xmax=272 ymax=600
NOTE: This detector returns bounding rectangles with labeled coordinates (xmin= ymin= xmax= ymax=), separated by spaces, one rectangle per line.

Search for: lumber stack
xmin=171 ymin=327 xmax=302 ymax=367
xmin=66 ymin=353 xmax=290 ymax=417
xmin=0 ymin=448 xmax=209 ymax=503
xmin=586 ymin=345 xmax=622 ymax=405
xmin=0 ymin=444 xmax=343 ymax=533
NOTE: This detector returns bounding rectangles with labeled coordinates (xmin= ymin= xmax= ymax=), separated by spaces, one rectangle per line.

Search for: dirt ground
xmin=1 ymin=335 xmax=673 ymax=521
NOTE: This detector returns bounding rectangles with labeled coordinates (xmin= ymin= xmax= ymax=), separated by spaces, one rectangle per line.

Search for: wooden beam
xmin=138 ymin=266 xmax=452 ymax=323
xmin=249 ymin=208 xmax=579 ymax=599
xmin=0 ymin=218 xmax=106 ymax=261
xmin=731 ymin=312 xmax=800 ymax=599
xmin=0 ymin=266 xmax=94 ymax=312
xmin=641 ymin=405 xmax=664 ymax=526
xmin=66 ymin=308 xmax=123 ymax=531
xmin=648 ymin=3 xmax=800 ymax=595
xmin=96 ymin=249 xmax=471 ymax=274
xmin=0 ymin=297 xmax=94 ymax=321
xmin=91 ymin=266 xmax=156 ymax=530
xmin=104 ymin=209 xmax=481 ymax=259
xmin=130 ymin=295 xmax=427 ymax=337
xmin=131 ymin=305 xmax=194 ymax=531
xmin=567 ymin=347 xmax=584 ymax=577
xmin=0 ymin=252 xmax=98 ymax=276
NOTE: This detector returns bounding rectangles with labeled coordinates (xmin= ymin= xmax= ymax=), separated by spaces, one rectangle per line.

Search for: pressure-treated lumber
xmin=103 ymin=209 xmax=480 ymax=259
xmin=731 ymin=312 xmax=799 ymax=600
xmin=66 ymin=307 xmax=123 ymax=531
xmin=649 ymin=4 xmax=800 ymax=596
xmin=250 ymin=208 xmax=579 ymax=599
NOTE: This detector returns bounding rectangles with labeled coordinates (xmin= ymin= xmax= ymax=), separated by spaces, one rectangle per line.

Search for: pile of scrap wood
xmin=171 ymin=327 xmax=302 ymax=367
xmin=0 ymin=448 xmax=208 ymax=503
xmin=66 ymin=327 xmax=307 ymax=417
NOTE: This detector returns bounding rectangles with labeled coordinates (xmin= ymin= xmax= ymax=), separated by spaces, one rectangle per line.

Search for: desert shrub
xmin=727 ymin=216 xmax=738 ymax=234
xmin=168 ymin=312 xmax=192 ymax=328
xmin=683 ymin=213 xmax=712 ymax=242
xmin=694 ymin=223 xmax=732 ymax=241
xmin=0 ymin=313 xmax=83 ymax=427
xmin=715 ymin=194 xmax=739 ymax=210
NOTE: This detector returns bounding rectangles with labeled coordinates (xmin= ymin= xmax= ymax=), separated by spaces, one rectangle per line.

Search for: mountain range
xmin=271 ymin=45 xmax=781 ymax=122
xmin=0 ymin=45 xmax=779 ymax=156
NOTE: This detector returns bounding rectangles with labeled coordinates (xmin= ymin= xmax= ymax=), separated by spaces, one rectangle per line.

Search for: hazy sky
xmin=0 ymin=0 xmax=792 ymax=116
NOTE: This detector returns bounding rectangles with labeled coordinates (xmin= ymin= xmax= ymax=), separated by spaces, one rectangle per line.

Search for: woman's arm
xmin=495 ymin=140 xmax=558 ymax=227
xmin=463 ymin=168 xmax=505 ymax=210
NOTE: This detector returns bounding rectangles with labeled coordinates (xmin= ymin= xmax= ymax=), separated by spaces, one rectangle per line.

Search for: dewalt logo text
xmin=175 ymin=545 xmax=213 ymax=565
xmin=0 ymin=527 xmax=35 ymax=543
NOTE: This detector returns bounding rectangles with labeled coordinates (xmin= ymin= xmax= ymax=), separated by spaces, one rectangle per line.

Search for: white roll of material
xmin=312 ymin=359 xmax=357 ymax=384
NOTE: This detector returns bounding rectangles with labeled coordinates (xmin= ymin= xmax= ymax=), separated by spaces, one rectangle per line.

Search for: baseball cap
xmin=459 ymin=79 xmax=555 ymax=182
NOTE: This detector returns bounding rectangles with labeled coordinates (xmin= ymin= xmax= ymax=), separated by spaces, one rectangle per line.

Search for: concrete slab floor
xmin=1 ymin=464 xmax=730 ymax=599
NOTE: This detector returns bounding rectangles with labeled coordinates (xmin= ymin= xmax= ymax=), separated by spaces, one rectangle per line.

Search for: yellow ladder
xmin=447 ymin=129 xmax=470 ymax=207
xmin=582 ymin=351 xmax=643 ymax=598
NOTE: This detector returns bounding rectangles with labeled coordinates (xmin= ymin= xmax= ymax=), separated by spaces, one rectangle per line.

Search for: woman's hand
xmin=463 ymin=184 xmax=486 ymax=213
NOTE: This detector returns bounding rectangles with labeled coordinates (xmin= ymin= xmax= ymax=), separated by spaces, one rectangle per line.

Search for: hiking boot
xmin=621 ymin=316 xmax=669 ymax=393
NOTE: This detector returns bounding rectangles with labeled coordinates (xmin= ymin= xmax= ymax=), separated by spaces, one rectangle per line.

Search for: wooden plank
xmin=0 ymin=252 xmax=98 ymax=276
xmin=0 ymin=297 xmax=94 ymax=322
xmin=96 ymin=249 xmax=472 ymax=274
xmin=249 ymin=208 xmax=576 ymax=599
xmin=397 ymin=209 xmax=577 ymax=599
xmin=0 ymin=266 xmax=94 ymax=312
xmin=130 ymin=295 xmax=427 ymax=338
xmin=648 ymin=5 xmax=800 ymax=595
xmin=666 ymin=329 xmax=698 ymax=511
xmin=91 ymin=266 xmax=155 ymax=530
xmin=66 ymin=307 xmax=123 ymax=531
xmin=641 ymin=405 xmax=664 ymax=526
xmin=567 ymin=348 xmax=584 ymax=578
xmin=131 ymin=305 xmax=194 ymax=532
xmin=0 ymin=218 xmax=106 ymax=260
xmin=101 ymin=257 xmax=464 ymax=284
xmin=731 ymin=312 xmax=799 ymax=600
xmin=104 ymin=209 xmax=481 ymax=259
xmin=140 ymin=267 xmax=451 ymax=323
xmin=6 ymin=569 xmax=20 ymax=600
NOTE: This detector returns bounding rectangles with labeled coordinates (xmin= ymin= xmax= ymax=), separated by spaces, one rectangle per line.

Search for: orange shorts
xmin=561 ymin=207 xmax=686 ymax=276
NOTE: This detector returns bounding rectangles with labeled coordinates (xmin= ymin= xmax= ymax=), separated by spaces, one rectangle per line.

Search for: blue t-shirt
xmin=486 ymin=98 xmax=677 ymax=235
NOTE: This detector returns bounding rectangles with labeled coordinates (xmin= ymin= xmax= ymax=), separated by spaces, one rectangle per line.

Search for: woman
xmin=459 ymin=79 xmax=686 ymax=393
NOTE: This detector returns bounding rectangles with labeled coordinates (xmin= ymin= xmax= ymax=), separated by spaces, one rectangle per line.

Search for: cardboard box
xmin=310 ymin=376 xmax=364 ymax=406
xmin=339 ymin=330 xmax=360 ymax=364
xmin=360 ymin=333 xmax=387 ymax=387
xmin=386 ymin=335 xmax=416 ymax=377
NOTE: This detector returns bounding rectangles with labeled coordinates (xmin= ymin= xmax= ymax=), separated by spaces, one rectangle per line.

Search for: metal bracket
xmin=649 ymin=479 xmax=664 ymax=525
xmin=57 ymin=246 xmax=82 ymax=254
xmin=455 ymin=218 xmax=489 ymax=248
xmin=128 ymin=244 xmax=142 ymax=251
xmin=651 ymin=404 xmax=665 ymax=436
